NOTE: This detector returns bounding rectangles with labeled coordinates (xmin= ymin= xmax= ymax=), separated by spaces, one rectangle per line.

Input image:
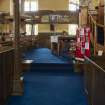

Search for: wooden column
xmin=94 ymin=24 xmax=97 ymax=55
xmin=104 ymin=0 xmax=105 ymax=51
xmin=12 ymin=0 xmax=23 ymax=95
xmin=20 ymin=0 xmax=25 ymax=15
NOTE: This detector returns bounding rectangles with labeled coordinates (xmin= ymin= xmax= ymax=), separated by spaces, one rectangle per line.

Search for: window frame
xmin=24 ymin=0 xmax=38 ymax=12
xmin=69 ymin=0 xmax=79 ymax=11
xmin=68 ymin=24 xmax=78 ymax=36
xmin=26 ymin=24 xmax=38 ymax=36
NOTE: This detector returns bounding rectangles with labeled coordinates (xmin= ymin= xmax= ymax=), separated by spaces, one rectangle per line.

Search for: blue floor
xmin=7 ymin=48 xmax=88 ymax=105
xmin=23 ymin=48 xmax=71 ymax=64
xmin=7 ymin=72 xmax=88 ymax=105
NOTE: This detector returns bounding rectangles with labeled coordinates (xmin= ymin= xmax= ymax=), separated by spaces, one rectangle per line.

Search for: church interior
xmin=0 ymin=0 xmax=105 ymax=105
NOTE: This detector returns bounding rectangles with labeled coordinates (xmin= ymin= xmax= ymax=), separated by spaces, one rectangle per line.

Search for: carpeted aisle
xmin=7 ymin=72 xmax=88 ymax=105
xmin=23 ymin=48 xmax=72 ymax=64
xmin=7 ymin=48 xmax=88 ymax=105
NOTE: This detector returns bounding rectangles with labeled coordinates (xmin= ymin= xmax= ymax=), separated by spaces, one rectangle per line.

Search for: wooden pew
xmin=0 ymin=47 xmax=14 ymax=105
xmin=20 ymin=35 xmax=37 ymax=53
xmin=58 ymin=36 xmax=76 ymax=55
xmin=84 ymin=56 xmax=105 ymax=105
xmin=51 ymin=36 xmax=76 ymax=56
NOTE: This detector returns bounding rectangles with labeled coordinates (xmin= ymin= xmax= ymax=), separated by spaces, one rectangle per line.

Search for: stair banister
xmin=88 ymin=10 xmax=105 ymax=55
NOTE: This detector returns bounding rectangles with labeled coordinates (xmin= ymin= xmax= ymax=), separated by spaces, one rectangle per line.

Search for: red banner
xmin=75 ymin=27 xmax=90 ymax=61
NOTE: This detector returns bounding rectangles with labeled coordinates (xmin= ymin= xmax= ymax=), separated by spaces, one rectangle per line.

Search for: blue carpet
xmin=7 ymin=48 xmax=88 ymax=105
xmin=7 ymin=72 xmax=88 ymax=105
xmin=23 ymin=48 xmax=72 ymax=64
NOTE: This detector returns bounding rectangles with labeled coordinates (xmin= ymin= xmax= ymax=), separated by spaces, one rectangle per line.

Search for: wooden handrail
xmin=84 ymin=56 xmax=105 ymax=73
xmin=88 ymin=10 xmax=105 ymax=55
xmin=0 ymin=47 xmax=14 ymax=54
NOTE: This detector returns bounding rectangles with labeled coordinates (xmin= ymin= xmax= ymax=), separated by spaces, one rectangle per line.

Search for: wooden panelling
xmin=96 ymin=43 xmax=105 ymax=52
xmin=93 ymin=69 xmax=105 ymax=105
xmin=97 ymin=6 xmax=104 ymax=25
xmin=79 ymin=6 xmax=88 ymax=26
xmin=88 ymin=4 xmax=105 ymax=54
xmin=84 ymin=56 xmax=105 ymax=105
xmin=84 ymin=63 xmax=95 ymax=104
xmin=0 ymin=47 xmax=14 ymax=105
xmin=36 ymin=34 xmax=51 ymax=48
xmin=99 ymin=0 xmax=104 ymax=6
xmin=0 ymin=54 xmax=4 ymax=105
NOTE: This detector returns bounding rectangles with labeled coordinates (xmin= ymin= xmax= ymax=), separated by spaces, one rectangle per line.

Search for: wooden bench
xmin=0 ymin=47 xmax=14 ymax=105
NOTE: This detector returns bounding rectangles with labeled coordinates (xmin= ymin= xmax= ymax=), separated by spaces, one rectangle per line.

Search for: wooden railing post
xmin=94 ymin=24 xmax=97 ymax=55
xmin=104 ymin=0 xmax=105 ymax=52
xmin=12 ymin=0 xmax=23 ymax=95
